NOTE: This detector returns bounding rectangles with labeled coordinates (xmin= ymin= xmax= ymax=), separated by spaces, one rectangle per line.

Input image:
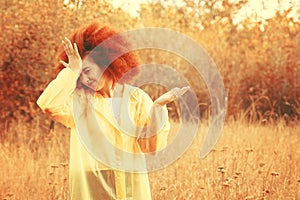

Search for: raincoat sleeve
xmin=136 ymin=89 xmax=170 ymax=153
xmin=36 ymin=67 xmax=78 ymax=128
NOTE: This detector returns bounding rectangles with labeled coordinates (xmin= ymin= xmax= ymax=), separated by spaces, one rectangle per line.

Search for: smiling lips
xmin=88 ymin=80 xmax=97 ymax=89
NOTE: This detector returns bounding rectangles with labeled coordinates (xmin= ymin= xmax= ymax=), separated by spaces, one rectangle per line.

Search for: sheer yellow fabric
xmin=37 ymin=67 xmax=170 ymax=200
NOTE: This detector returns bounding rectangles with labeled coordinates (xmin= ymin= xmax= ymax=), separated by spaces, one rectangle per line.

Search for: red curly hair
xmin=54 ymin=21 xmax=140 ymax=85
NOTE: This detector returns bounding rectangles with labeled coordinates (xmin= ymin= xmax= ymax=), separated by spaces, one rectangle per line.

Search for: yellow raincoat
xmin=37 ymin=67 xmax=170 ymax=200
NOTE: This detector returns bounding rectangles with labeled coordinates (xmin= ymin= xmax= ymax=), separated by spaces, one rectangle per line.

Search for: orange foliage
xmin=0 ymin=0 xmax=299 ymax=134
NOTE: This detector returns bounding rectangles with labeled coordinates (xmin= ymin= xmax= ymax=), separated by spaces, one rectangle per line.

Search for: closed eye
xmin=83 ymin=67 xmax=91 ymax=74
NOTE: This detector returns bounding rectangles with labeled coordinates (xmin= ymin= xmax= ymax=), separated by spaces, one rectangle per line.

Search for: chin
xmin=84 ymin=85 xmax=97 ymax=92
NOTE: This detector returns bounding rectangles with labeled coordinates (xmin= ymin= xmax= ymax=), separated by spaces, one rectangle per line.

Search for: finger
xmin=176 ymin=90 xmax=187 ymax=97
xmin=171 ymin=87 xmax=180 ymax=97
xmin=64 ymin=37 xmax=73 ymax=49
xmin=62 ymin=39 xmax=71 ymax=56
xmin=73 ymin=43 xmax=80 ymax=57
xmin=171 ymin=86 xmax=190 ymax=98
xmin=59 ymin=60 xmax=69 ymax=68
xmin=179 ymin=86 xmax=190 ymax=95
xmin=63 ymin=37 xmax=74 ymax=55
xmin=182 ymin=86 xmax=190 ymax=90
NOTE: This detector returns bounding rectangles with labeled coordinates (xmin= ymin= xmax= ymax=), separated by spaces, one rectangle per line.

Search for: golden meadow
xmin=1 ymin=120 xmax=299 ymax=199
xmin=1 ymin=1 xmax=299 ymax=199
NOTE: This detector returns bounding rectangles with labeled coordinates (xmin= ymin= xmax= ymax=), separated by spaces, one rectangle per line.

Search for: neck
xmin=98 ymin=83 xmax=124 ymax=98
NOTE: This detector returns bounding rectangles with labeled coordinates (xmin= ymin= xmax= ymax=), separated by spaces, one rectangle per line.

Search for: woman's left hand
xmin=154 ymin=86 xmax=190 ymax=106
xmin=60 ymin=37 xmax=82 ymax=76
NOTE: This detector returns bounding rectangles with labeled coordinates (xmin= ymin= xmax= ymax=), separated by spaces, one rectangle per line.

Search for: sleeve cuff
xmin=57 ymin=67 xmax=79 ymax=81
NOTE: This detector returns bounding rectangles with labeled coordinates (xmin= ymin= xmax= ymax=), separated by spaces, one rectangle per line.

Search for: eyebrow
xmin=82 ymin=66 xmax=90 ymax=71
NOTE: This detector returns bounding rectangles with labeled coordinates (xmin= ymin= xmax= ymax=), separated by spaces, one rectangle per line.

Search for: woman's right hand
xmin=60 ymin=37 xmax=82 ymax=75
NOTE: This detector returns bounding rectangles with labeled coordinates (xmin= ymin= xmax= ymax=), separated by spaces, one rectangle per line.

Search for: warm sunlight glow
xmin=110 ymin=0 xmax=149 ymax=17
xmin=110 ymin=0 xmax=187 ymax=17
xmin=233 ymin=0 xmax=300 ymax=24
xmin=110 ymin=0 xmax=300 ymax=24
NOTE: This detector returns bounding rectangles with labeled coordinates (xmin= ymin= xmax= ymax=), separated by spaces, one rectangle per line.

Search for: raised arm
xmin=135 ymin=89 xmax=170 ymax=153
xmin=136 ymin=86 xmax=190 ymax=153
xmin=37 ymin=37 xmax=82 ymax=128
xmin=36 ymin=67 xmax=79 ymax=128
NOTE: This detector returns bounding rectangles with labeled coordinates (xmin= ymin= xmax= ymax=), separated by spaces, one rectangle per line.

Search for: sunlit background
xmin=1 ymin=0 xmax=299 ymax=199
xmin=65 ymin=0 xmax=300 ymax=22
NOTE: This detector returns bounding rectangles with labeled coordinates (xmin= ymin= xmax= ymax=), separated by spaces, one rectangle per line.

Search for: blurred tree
xmin=0 ymin=0 xmax=138 ymax=134
xmin=0 ymin=0 xmax=299 ymax=137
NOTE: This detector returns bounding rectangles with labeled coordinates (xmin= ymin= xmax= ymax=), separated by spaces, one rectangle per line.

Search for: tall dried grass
xmin=1 ymin=119 xmax=299 ymax=199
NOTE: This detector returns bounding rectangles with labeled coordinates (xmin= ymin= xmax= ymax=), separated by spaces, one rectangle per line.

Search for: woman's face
xmin=80 ymin=57 xmax=108 ymax=91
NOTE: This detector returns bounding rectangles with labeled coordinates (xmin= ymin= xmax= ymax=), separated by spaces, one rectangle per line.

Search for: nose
xmin=80 ymin=74 xmax=90 ymax=85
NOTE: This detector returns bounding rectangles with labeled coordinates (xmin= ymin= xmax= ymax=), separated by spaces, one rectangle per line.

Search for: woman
xmin=37 ymin=22 xmax=188 ymax=200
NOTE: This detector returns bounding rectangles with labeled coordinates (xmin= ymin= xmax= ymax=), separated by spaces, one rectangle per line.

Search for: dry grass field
xmin=0 ymin=119 xmax=299 ymax=200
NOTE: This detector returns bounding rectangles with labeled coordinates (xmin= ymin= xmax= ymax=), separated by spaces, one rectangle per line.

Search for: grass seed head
xmin=270 ymin=171 xmax=279 ymax=176
xmin=259 ymin=162 xmax=266 ymax=167
xmin=235 ymin=171 xmax=241 ymax=176
xmin=245 ymin=148 xmax=254 ymax=153
xmin=60 ymin=162 xmax=68 ymax=167
xmin=51 ymin=164 xmax=59 ymax=168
